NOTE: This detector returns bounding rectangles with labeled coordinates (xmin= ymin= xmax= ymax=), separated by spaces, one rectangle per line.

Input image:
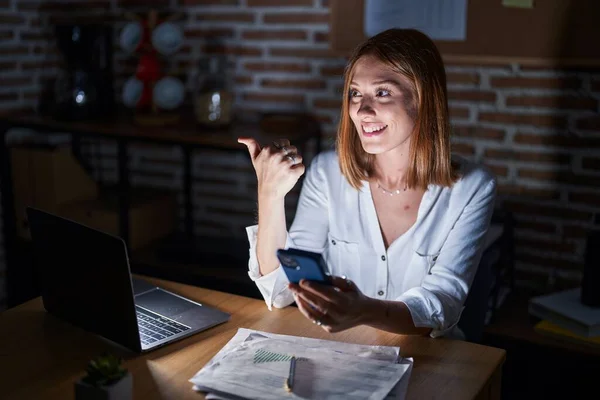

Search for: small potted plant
xmin=75 ymin=353 xmax=132 ymax=400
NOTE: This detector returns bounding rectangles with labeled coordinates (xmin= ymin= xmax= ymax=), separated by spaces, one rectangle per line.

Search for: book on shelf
xmin=528 ymin=287 xmax=600 ymax=338
xmin=534 ymin=320 xmax=600 ymax=349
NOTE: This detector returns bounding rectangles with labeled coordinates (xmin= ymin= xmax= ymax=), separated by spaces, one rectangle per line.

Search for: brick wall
xmin=1 ymin=0 xmax=599 ymax=308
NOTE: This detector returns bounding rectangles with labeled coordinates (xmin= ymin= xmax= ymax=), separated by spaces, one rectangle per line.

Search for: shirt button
xmin=331 ymin=240 xmax=336 ymax=245
xmin=381 ymin=255 xmax=386 ymax=261
xmin=378 ymin=290 xmax=385 ymax=296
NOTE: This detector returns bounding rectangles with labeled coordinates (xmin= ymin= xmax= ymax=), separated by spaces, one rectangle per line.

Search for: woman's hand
xmin=288 ymin=276 xmax=373 ymax=333
xmin=238 ymin=137 xmax=305 ymax=200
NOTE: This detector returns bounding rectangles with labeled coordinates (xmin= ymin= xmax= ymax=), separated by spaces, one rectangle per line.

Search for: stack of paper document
xmin=190 ymin=328 xmax=413 ymax=400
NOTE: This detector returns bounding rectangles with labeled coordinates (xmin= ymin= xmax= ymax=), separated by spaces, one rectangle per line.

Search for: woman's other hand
xmin=238 ymin=137 xmax=305 ymax=200
xmin=288 ymin=276 xmax=373 ymax=333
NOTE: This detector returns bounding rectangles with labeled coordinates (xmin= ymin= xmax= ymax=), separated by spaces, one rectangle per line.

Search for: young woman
xmin=238 ymin=28 xmax=497 ymax=339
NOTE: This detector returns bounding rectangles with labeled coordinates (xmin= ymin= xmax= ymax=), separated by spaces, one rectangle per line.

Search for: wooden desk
xmin=0 ymin=276 xmax=505 ymax=400
xmin=0 ymin=113 xmax=320 ymax=149
xmin=0 ymin=112 xmax=321 ymax=244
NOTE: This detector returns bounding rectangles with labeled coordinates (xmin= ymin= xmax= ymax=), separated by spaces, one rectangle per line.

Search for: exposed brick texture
xmin=1 ymin=0 xmax=599 ymax=306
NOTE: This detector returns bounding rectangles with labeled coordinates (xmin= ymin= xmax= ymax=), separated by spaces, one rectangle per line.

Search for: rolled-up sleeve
xmin=245 ymin=152 xmax=330 ymax=310
xmin=246 ymin=225 xmax=295 ymax=310
xmin=396 ymin=178 xmax=497 ymax=338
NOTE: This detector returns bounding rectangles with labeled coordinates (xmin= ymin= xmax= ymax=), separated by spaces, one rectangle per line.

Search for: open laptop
xmin=26 ymin=207 xmax=231 ymax=353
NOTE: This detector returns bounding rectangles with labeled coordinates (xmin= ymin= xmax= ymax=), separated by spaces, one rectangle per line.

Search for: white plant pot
xmin=74 ymin=372 xmax=132 ymax=400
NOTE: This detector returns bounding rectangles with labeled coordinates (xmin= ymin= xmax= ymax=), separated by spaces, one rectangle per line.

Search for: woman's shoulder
xmin=451 ymin=154 xmax=497 ymax=194
xmin=305 ymin=149 xmax=350 ymax=192
xmin=308 ymin=149 xmax=340 ymax=175
xmin=311 ymin=149 xmax=338 ymax=166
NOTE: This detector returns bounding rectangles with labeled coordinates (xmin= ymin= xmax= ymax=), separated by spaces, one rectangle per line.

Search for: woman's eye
xmin=376 ymin=89 xmax=391 ymax=97
xmin=349 ymin=89 xmax=361 ymax=98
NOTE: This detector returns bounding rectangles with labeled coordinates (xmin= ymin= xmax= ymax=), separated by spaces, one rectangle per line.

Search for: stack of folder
xmin=528 ymin=288 xmax=600 ymax=348
xmin=189 ymin=328 xmax=413 ymax=400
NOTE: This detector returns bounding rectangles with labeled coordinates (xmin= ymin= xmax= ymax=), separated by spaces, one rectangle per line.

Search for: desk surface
xmin=0 ymin=276 xmax=505 ymax=400
xmin=1 ymin=112 xmax=319 ymax=148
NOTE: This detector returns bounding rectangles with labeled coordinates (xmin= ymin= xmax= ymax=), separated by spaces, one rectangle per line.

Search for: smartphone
xmin=276 ymin=248 xmax=332 ymax=285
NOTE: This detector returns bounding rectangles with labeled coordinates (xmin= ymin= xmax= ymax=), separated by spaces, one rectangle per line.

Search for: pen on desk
xmin=284 ymin=356 xmax=296 ymax=393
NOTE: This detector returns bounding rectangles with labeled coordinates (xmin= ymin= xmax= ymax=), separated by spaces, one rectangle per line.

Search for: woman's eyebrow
xmin=350 ymin=79 xmax=404 ymax=89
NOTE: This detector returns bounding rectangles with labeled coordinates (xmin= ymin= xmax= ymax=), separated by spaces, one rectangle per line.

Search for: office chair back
xmin=457 ymin=243 xmax=499 ymax=343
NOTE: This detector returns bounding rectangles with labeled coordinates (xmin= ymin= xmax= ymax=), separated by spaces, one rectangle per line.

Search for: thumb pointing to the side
xmin=238 ymin=137 xmax=261 ymax=161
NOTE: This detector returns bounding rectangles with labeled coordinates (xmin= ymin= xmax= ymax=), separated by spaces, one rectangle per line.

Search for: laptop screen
xmin=27 ymin=207 xmax=142 ymax=352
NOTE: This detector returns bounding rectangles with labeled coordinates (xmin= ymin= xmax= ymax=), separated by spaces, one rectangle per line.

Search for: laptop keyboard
xmin=135 ymin=306 xmax=191 ymax=346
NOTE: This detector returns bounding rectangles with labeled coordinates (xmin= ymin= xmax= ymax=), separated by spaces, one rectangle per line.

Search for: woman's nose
xmin=357 ymin=98 xmax=375 ymax=116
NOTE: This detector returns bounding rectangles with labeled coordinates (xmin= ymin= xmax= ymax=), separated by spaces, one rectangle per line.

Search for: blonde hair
xmin=336 ymin=28 xmax=458 ymax=190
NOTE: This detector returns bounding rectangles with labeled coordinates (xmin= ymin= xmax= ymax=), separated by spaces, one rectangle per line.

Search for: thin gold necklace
xmin=376 ymin=180 xmax=407 ymax=196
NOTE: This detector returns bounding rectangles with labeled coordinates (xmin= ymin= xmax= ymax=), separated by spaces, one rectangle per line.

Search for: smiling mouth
xmin=361 ymin=124 xmax=388 ymax=136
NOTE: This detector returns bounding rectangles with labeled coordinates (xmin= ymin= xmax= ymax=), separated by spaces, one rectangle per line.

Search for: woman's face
xmin=348 ymin=55 xmax=416 ymax=156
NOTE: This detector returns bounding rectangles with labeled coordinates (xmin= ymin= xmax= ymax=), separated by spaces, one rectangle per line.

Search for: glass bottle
xmin=193 ymin=55 xmax=233 ymax=128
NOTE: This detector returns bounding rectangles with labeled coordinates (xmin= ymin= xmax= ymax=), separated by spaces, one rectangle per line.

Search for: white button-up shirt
xmin=246 ymin=150 xmax=497 ymax=338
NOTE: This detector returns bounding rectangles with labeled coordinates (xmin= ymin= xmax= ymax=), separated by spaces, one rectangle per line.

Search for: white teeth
xmin=363 ymin=125 xmax=387 ymax=133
